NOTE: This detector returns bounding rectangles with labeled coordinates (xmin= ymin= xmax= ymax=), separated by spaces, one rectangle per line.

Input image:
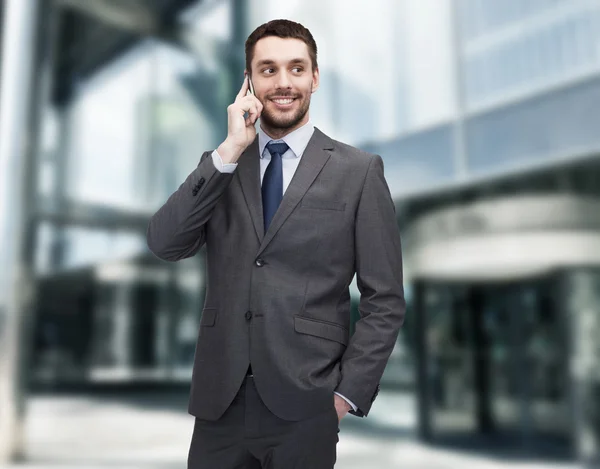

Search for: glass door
xmin=423 ymin=283 xmax=478 ymax=435
xmin=420 ymin=275 xmax=571 ymax=448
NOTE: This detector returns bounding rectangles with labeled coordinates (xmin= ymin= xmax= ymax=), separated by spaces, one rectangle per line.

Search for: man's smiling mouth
xmin=271 ymin=97 xmax=296 ymax=105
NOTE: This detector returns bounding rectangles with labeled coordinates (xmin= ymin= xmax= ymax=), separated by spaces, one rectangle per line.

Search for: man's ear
xmin=311 ymin=67 xmax=320 ymax=93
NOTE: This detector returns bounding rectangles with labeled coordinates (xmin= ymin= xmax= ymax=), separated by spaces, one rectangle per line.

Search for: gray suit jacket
xmin=146 ymin=127 xmax=405 ymax=421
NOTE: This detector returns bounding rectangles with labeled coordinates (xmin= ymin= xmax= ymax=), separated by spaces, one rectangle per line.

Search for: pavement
xmin=3 ymin=389 xmax=578 ymax=469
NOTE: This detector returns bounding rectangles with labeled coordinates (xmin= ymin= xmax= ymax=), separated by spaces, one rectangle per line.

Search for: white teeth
xmin=273 ymin=98 xmax=294 ymax=104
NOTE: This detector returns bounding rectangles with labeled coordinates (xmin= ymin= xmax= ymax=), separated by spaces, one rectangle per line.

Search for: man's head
xmin=245 ymin=19 xmax=319 ymax=134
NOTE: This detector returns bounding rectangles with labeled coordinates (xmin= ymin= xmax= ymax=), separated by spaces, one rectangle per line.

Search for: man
xmin=147 ymin=19 xmax=405 ymax=469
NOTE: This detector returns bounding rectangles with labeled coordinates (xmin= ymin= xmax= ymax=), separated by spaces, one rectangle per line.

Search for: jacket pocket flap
xmin=200 ymin=308 xmax=217 ymax=327
xmin=294 ymin=315 xmax=348 ymax=345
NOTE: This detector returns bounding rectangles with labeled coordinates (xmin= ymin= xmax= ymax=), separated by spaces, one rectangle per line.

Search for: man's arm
xmin=334 ymin=154 xmax=406 ymax=417
xmin=146 ymin=151 xmax=235 ymax=261
xmin=147 ymin=74 xmax=262 ymax=262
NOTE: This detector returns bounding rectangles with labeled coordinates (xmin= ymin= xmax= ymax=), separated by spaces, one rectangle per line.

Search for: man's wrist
xmin=217 ymin=139 xmax=244 ymax=164
xmin=334 ymin=392 xmax=357 ymax=412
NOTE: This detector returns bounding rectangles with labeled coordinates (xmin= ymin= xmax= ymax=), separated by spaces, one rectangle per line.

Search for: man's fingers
xmin=249 ymin=97 xmax=263 ymax=120
xmin=236 ymin=92 xmax=263 ymax=111
xmin=245 ymin=108 xmax=259 ymax=126
xmin=254 ymin=96 xmax=263 ymax=114
xmin=235 ymin=95 xmax=257 ymax=112
xmin=230 ymin=95 xmax=261 ymax=126
xmin=247 ymin=103 xmax=259 ymax=124
xmin=236 ymin=75 xmax=249 ymax=100
xmin=240 ymin=98 xmax=261 ymax=121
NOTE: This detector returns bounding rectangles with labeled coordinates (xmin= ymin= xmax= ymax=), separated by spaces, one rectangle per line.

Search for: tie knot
xmin=266 ymin=141 xmax=289 ymax=157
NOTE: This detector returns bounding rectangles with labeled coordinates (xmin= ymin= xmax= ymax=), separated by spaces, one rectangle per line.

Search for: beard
xmin=259 ymin=88 xmax=312 ymax=130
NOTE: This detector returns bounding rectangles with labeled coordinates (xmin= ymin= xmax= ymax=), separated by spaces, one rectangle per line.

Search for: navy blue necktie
xmin=262 ymin=141 xmax=289 ymax=232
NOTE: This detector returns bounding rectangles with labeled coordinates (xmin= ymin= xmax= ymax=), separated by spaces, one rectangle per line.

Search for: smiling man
xmin=146 ymin=19 xmax=405 ymax=469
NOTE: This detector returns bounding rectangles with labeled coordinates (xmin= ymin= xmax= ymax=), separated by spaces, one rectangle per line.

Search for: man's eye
xmin=263 ymin=68 xmax=274 ymax=74
xmin=292 ymin=67 xmax=303 ymax=73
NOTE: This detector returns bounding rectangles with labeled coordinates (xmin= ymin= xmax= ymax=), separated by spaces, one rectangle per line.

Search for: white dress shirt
xmin=211 ymin=120 xmax=311 ymax=190
xmin=211 ymin=120 xmax=358 ymax=413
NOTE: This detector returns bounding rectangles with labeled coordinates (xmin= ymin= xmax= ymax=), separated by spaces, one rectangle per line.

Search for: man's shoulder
xmin=316 ymin=128 xmax=377 ymax=166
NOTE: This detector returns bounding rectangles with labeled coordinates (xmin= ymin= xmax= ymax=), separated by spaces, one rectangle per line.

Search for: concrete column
xmin=112 ymin=282 xmax=133 ymax=369
xmin=160 ymin=267 xmax=181 ymax=371
xmin=49 ymin=105 xmax=74 ymax=269
xmin=414 ymin=280 xmax=432 ymax=441
xmin=0 ymin=0 xmax=42 ymax=462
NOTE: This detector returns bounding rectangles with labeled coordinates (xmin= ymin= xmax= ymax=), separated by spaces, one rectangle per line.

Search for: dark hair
xmin=245 ymin=19 xmax=318 ymax=75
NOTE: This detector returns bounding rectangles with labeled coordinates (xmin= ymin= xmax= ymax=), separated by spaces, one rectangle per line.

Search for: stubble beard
xmin=260 ymin=88 xmax=312 ymax=131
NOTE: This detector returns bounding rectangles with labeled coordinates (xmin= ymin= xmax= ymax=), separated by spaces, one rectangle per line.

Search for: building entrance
xmin=415 ymin=274 xmax=571 ymax=454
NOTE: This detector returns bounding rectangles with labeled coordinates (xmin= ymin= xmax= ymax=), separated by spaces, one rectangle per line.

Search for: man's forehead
xmin=253 ymin=37 xmax=310 ymax=64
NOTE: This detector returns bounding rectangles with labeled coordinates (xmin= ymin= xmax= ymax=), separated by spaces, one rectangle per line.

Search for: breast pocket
xmin=299 ymin=200 xmax=346 ymax=212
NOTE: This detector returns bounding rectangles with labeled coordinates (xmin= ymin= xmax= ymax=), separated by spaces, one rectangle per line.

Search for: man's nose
xmin=276 ymin=71 xmax=292 ymax=89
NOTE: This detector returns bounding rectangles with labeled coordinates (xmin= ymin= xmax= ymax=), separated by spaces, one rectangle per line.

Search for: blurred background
xmin=0 ymin=0 xmax=599 ymax=467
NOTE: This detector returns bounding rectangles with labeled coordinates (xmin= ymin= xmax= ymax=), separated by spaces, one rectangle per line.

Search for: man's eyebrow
xmin=255 ymin=58 xmax=309 ymax=67
xmin=256 ymin=59 xmax=276 ymax=67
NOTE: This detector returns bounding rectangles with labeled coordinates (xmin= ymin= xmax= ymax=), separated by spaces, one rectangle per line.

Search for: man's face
xmin=249 ymin=36 xmax=319 ymax=130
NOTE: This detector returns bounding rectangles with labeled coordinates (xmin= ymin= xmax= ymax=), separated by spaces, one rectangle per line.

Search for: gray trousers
xmin=187 ymin=375 xmax=339 ymax=468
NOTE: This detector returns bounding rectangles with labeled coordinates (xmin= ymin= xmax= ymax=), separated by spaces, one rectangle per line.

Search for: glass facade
xmin=30 ymin=7 xmax=233 ymax=377
xmin=40 ymin=35 xmax=227 ymax=271
xmin=460 ymin=0 xmax=600 ymax=110
xmin=364 ymin=123 xmax=456 ymax=196
xmin=466 ymin=76 xmax=600 ymax=173
xmin=67 ymin=41 xmax=217 ymax=212
xmin=449 ymin=0 xmax=600 ymax=178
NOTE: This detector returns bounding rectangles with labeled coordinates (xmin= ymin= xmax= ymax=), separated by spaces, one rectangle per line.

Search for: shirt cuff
xmin=211 ymin=149 xmax=238 ymax=173
xmin=334 ymin=392 xmax=358 ymax=412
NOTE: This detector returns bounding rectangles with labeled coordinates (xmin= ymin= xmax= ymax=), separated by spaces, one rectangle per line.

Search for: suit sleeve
xmin=334 ymin=154 xmax=406 ymax=417
xmin=146 ymin=150 xmax=236 ymax=261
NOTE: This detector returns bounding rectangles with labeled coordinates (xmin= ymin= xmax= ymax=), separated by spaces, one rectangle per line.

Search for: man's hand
xmin=334 ymin=394 xmax=351 ymax=422
xmin=217 ymin=75 xmax=263 ymax=164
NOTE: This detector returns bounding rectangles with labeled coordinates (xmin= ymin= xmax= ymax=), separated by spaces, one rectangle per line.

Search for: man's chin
xmin=262 ymin=113 xmax=304 ymax=130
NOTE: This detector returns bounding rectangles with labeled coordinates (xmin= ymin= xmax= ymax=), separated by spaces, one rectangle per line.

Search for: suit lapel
xmin=236 ymin=137 xmax=264 ymax=243
xmin=257 ymin=127 xmax=334 ymax=256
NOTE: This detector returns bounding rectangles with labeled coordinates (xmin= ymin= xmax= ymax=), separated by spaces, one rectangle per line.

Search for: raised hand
xmin=217 ymin=75 xmax=263 ymax=164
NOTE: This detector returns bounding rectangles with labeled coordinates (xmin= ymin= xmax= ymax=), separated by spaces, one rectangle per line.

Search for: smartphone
xmin=247 ymin=74 xmax=255 ymax=96
xmin=244 ymin=73 xmax=258 ymax=124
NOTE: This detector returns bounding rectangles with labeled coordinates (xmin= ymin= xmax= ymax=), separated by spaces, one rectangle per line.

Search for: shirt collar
xmin=258 ymin=119 xmax=315 ymax=159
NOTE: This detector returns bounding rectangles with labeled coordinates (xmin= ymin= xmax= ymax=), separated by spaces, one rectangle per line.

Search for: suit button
xmin=199 ymin=177 xmax=205 ymax=184
xmin=255 ymin=258 xmax=265 ymax=267
xmin=245 ymin=311 xmax=253 ymax=320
